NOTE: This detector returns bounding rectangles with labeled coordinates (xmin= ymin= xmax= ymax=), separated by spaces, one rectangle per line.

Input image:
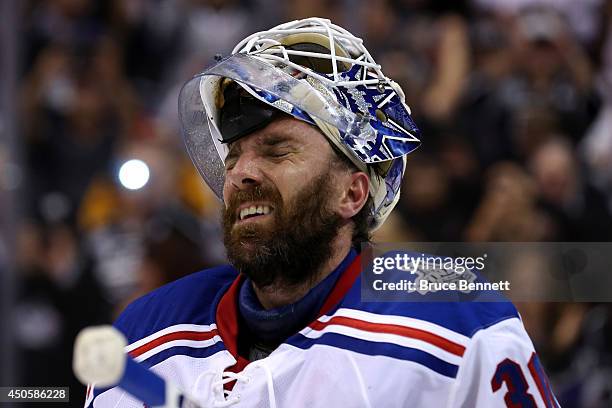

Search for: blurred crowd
xmin=5 ymin=0 xmax=612 ymax=406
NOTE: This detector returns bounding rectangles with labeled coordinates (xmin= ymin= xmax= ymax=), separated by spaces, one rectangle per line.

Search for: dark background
xmin=1 ymin=0 xmax=612 ymax=407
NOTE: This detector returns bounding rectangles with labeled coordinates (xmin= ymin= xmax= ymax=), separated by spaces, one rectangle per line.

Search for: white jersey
xmin=87 ymin=254 xmax=559 ymax=407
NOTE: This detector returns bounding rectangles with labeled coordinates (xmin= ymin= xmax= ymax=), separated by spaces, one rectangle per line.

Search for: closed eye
xmin=224 ymin=156 xmax=237 ymax=170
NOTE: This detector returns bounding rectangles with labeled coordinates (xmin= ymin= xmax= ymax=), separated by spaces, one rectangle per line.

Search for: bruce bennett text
xmin=372 ymin=279 xmax=511 ymax=292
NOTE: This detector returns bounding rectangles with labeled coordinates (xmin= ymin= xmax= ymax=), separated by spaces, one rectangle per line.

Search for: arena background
xmin=1 ymin=0 xmax=611 ymax=407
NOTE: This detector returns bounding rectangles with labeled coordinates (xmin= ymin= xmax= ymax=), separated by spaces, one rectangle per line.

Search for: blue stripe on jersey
xmin=287 ymin=332 xmax=459 ymax=378
xmin=138 ymin=341 xmax=227 ymax=369
xmin=120 ymin=358 xmax=167 ymax=406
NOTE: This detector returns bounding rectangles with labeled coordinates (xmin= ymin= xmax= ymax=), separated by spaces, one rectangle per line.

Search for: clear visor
xmin=178 ymin=53 xmax=378 ymax=200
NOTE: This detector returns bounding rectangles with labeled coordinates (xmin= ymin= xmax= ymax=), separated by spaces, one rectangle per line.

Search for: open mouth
xmin=236 ymin=204 xmax=273 ymax=223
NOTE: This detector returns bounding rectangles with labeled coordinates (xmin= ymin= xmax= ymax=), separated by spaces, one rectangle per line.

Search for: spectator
xmin=529 ymin=137 xmax=612 ymax=240
xmin=459 ymin=15 xmax=517 ymax=166
xmin=14 ymin=221 xmax=110 ymax=407
xmin=465 ymin=161 xmax=556 ymax=241
xmin=507 ymin=6 xmax=600 ymax=143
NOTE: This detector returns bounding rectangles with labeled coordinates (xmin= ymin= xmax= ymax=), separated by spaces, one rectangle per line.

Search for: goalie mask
xmin=179 ymin=18 xmax=421 ymax=230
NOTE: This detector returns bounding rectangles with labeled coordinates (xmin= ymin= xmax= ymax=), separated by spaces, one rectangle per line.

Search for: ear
xmin=336 ymin=171 xmax=369 ymax=220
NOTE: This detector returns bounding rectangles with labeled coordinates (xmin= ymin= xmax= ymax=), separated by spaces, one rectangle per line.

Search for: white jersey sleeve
xmin=449 ymin=317 xmax=559 ymax=408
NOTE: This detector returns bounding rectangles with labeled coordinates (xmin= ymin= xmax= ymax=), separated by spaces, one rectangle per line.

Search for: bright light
xmin=118 ymin=159 xmax=150 ymax=190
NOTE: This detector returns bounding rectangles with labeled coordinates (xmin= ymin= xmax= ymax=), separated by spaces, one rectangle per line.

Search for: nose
xmin=224 ymin=151 xmax=262 ymax=194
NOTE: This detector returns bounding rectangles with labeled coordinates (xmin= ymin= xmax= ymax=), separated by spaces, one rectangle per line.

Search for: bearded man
xmin=86 ymin=18 xmax=559 ymax=408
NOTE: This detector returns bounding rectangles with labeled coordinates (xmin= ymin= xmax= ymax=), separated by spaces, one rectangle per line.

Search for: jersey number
xmin=491 ymin=353 xmax=557 ymax=408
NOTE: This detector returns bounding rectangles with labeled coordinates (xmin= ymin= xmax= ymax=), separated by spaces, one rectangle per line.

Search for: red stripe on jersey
xmin=215 ymin=274 xmax=250 ymax=389
xmin=317 ymin=253 xmax=362 ymax=318
xmin=216 ymin=275 xmax=244 ymax=358
xmin=128 ymin=329 xmax=219 ymax=358
xmin=310 ymin=315 xmax=466 ymax=357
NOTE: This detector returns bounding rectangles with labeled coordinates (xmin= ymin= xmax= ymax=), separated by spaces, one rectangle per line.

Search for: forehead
xmin=227 ymin=117 xmax=329 ymax=152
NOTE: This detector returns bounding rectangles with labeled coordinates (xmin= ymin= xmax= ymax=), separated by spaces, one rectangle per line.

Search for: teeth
xmin=239 ymin=205 xmax=271 ymax=220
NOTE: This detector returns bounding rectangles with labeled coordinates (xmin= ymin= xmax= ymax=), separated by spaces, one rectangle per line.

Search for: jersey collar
xmin=215 ymin=250 xmax=363 ymax=370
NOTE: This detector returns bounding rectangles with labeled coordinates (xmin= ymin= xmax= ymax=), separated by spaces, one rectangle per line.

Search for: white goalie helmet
xmin=179 ymin=18 xmax=421 ymax=231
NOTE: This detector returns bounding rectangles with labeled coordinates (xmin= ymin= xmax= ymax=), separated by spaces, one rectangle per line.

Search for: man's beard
xmin=222 ymin=172 xmax=343 ymax=289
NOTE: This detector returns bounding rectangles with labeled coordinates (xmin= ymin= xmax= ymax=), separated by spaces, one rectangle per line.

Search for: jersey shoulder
xmin=114 ymin=265 xmax=238 ymax=344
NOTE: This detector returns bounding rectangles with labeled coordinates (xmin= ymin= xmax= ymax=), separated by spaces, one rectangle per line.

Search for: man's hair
xmin=329 ymin=146 xmax=373 ymax=247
